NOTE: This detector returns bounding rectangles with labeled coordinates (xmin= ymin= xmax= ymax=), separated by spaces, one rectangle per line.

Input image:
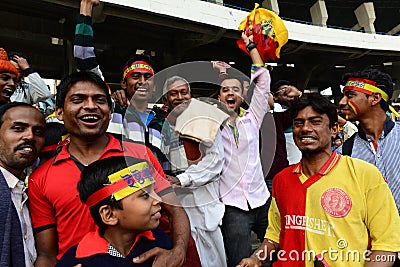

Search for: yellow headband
xmin=85 ymin=161 xmax=155 ymax=207
xmin=343 ymin=78 xmax=399 ymax=117
xmin=123 ymin=61 xmax=154 ymax=79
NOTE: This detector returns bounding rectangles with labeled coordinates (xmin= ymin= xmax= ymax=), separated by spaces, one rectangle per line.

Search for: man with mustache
xmin=0 ymin=48 xmax=19 ymax=106
xmin=0 ymin=102 xmax=46 ymax=267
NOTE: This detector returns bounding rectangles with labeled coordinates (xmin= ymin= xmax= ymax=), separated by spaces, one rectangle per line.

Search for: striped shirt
xmin=74 ymin=14 xmax=103 ymax=77
xmin=337 ymin=118 xmax=400 ymax=213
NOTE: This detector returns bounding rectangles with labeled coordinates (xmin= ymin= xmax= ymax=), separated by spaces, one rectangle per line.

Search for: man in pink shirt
xmin=218 ymin=33 xmax=271 ymax=267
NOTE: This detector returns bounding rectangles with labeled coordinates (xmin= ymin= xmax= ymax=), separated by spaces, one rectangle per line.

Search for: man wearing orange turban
xmin=0 ymin=48 xmax=18 ymax=106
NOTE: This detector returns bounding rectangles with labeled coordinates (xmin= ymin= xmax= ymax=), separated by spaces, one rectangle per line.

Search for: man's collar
xmin=75 ymin=229 xmax=155 ymax=258
xmin=357 ymin=116 xmax=395 ymax=141
xmin=53 ymin=134 xmax=123 ymax=164
xmin=293 ymin=151 xmax=341 ymax=177
xmin=0 ymin=166 xmax=21 ymax=189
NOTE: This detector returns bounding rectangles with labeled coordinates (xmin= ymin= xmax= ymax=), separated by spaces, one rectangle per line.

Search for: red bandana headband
xmin=343 ymin=78 xmax=399 ymax=117
xmin=123 ymin=61 xmax=154 ymax=79
xmin=85 ymin=161 xmax=155 ymax=207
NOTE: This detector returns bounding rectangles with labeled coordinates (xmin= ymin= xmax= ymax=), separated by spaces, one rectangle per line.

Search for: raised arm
xmin=11 ymin=55 xmax=51 ymax=103
xmin=241 ymin=33 xmax=271 ymax=127
xmin=241 ymin=32 xmax=263 ymax=65
xmin=74 ymin=0 xmax=104 ymax=78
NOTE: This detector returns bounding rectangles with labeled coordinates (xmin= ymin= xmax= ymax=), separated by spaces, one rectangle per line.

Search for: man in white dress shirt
xmin=0 ymin=102 xmax=45 ymax=267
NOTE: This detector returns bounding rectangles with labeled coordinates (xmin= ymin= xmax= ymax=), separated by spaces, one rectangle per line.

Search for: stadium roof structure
xmin=1 ymin=0 xmax=400 ymax=100
xmin=227 ymin=0 xmax=400 ymax=34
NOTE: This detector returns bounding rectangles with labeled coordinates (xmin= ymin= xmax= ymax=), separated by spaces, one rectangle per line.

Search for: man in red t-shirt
xmin=29 ymin=71 xmax=190 ymax=267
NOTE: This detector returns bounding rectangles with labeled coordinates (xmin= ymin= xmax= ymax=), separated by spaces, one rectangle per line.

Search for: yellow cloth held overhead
xmin=237 ymin=4 xmax=288 ymax=62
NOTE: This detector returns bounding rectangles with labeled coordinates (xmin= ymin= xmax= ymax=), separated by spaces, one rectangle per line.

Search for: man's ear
xmin=371 ymin=92 xmax=383 ymax=107
xmin=331 ymin=122 xmax=338 ymax=138
xmin=55 ymin=106 xmax=64 ymax=121
xmin=162 ymin=96 xmax=168 ymax=106
xmin=120 ymin=78 xmax=127 ymax=89
xmin=99 ymin=205 xmax=118 ymax=226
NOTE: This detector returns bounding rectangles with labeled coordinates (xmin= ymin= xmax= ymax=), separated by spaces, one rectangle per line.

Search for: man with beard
xmin=28 ymin=71 xmax=190 ymax=267
xmin=237 ymin=94 xmax=400 ymax=267
xmin=0 ymin=48 xmax=19 ymax=106
xmin=0 ymin=102 xmax=45 ymax=267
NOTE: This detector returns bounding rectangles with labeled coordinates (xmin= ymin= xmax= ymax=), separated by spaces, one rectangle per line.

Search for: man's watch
xmin=246 ymin=41 xmax=257 ymax=52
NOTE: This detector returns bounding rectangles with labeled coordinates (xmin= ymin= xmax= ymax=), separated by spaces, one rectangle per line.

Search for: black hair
xmin=8 ymin=52 xmax=25 ymax=62
xmin=0 ymin=102 xmax=41 ymax=127
xmin=55 ymin=71 xmax=112 ymax=109
xmin=39 ymin=122 xmax=67 ymax=161
xmin=290 ymin=94 xmax=338 ymax=128
xmin=123 ymin=54 xmax=155 ymax=78
xmin=44 ymin=122 xmax=66 ymax=146
xmin=271 ymin=80 xmax=291 ymax=95
xmin=218 ymin=76 xmax=244 ymax=95
xmin=242 ymin=77 xmax=250 ymax=85
xmin=78 ymin=156 xmax=151 ymax=235
xmin=342 ymin=69 xmax=393 ymax=112
xmin=333 ymin=134 xmax=342 ymax=141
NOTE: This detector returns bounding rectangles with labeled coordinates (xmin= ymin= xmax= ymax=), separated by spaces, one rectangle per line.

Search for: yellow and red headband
xmin=343 ymin=78 xmax=399 ymax=117
xmin=122 ymin=61 xmax=154 ymax=79
xmin=85 ymin=161 xmax=155 ymax=207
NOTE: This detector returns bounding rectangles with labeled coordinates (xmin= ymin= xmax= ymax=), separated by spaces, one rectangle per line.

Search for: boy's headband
xmin=123 ymin=61 xmax=154 ymax=79
xmin=85 ymin=161 xmax=155 ymax=208
xmin=343 ymin=78 xmax=399 ymax=117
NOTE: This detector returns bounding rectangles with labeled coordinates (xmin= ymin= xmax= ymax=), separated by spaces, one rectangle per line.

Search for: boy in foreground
xmin=56 ymin=156 xmax=172 ymax=266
